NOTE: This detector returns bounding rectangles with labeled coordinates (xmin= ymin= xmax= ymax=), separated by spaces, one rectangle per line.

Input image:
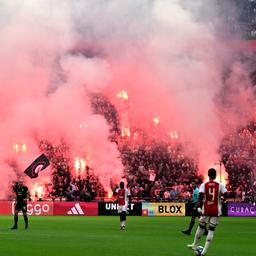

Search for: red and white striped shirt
xmin=116 ymin=188 xmax=130 ymax=206
xmin=199 ymin=180 xmax=227 ymax=216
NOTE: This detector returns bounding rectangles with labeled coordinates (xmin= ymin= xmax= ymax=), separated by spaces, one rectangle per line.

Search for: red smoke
xmin=0 ymin=1 xmax=255 ymax=198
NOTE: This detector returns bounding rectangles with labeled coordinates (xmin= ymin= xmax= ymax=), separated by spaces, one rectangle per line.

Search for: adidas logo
xmin=67 ymin=203 xmax=85 ymax=215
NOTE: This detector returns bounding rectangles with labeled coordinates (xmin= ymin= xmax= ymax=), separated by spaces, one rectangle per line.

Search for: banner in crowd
xmin=0 ymin=201 xmax=98 ymax=216
xmin=0 ymin=201 xmax=53 ymax=216
xmin=24 ymin=153 xmax=50 ymax=179
xmin=3 ymin=201 xmax=252 ymax=217
xmin=142 ymin=202 xmax=185 ymax=216
xmin=228 ymin=202 xmax=256 ymax=217
xmin=98 ymin=202 xmax=142 ymax=216
xmin=0 ymin=201 xmax=12 ymax=215
xmin=23 ymin=202 xmax=53 ymax=215
xmin=53 ymin=202 xmax=98 ymax=216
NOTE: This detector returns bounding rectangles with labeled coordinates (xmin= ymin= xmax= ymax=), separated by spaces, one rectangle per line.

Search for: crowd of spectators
xmin=219 ymin=0 xmax=256 ymax=39
xmin=35 ymin=93 xmax=204 ymax=203
xmin=66 ymin=169 xmax=105 ymax=202
xmin=220 ymin=121 xmax=256 ymax=203
xmin=91 ymin=93 xmax=121 ymax=142
xmin=36 ymin=139 xmax=202 ymax=202
xmin=38 ymin=140 xmax=104 ymax=201
xmin=119 ymin=141 xmax=201 ymax=202
xmin=7 ymin=2 xmax=256 ymax=203
xmin=38 ymin=140 xmax=71 ymax=200
xmin=33 ymin=93 xmax=256 ymax=203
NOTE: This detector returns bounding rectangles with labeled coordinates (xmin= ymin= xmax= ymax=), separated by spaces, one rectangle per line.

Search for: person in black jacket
xmin=11 ymin=180 xmax=30 ymax=229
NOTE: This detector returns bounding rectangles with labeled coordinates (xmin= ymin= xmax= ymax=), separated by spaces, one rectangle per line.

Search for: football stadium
xmin=0 ymin=1 xmax=255 ymax=256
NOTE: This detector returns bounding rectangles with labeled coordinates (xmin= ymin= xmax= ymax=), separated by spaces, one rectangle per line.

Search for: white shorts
xmin=199 ymin=216 xmax=219 ymax=227
xmin=118 ymin=204 xmax=128 ymax=213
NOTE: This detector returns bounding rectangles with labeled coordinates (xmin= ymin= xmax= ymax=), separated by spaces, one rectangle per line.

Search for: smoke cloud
xmin=0 ymin=0 xmax=254 ymax=198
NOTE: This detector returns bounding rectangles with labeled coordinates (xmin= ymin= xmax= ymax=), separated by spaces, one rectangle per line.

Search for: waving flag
xmin=24 ymin=153 xmax=50 ymax=178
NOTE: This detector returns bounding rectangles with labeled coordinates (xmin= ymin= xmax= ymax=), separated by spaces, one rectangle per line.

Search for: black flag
xmin=24 ymin=153 xmax=50 ymax=178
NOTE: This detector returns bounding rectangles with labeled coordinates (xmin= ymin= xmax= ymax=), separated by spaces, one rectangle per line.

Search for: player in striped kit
xmin=187 ymin=168 xmax=228 ymax=256
xmin=116 ymin=181 xmax=131 ymax=230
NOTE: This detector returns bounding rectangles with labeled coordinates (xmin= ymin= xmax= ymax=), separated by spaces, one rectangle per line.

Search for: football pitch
xmin=0 ymin=216 xmax=254 ymax=256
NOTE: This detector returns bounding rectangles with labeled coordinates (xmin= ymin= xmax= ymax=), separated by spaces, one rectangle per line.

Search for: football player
xmin=116 ymin=181 xmax=131 ymax=230
xmin=182 ymin=181 xmax=208 ymax=236
xmin=187 ymin=168 xmax=228 ymax=256
xmin=11 ymin=179 xmax=30 ymax=229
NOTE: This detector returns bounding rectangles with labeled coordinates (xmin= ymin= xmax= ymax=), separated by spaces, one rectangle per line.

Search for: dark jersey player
xmin=11 ymin=180 xmax=30 ymax=229
xmin=182 ymin=181 xmax=208 ymax=236
xmin=187 ymin=168 xmax=228 ymax=256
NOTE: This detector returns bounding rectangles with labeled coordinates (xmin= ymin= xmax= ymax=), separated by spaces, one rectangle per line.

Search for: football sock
xmin=14 ymin=215 xmax=18 ymax=227
xmin=120 ymin=212 xmax=127 ymax=228
xmin=202 ymin=230 xmax=214 ymax=255
xmin=120 ymin=213 xmax=124 ymax=227
xmin=24 ymin=215 xmax=28 ymax=228
xmin=123 ymin=211 xmax=126 ymax=221
xmin=193 ymin=225 xmax=204 ymax=247
xmin=188 ymin=220 xmax=195 ymax=232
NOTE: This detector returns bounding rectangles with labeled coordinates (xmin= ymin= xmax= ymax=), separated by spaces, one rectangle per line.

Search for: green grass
xmin=0 ymin=216 xmax=254 ymax=256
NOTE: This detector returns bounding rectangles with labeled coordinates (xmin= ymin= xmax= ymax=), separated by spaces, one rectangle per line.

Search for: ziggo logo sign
xmin=12 ymin=202 xmax=53 ymax=215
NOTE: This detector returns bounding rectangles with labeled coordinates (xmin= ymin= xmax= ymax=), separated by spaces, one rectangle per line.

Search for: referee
xmin=182 ymin=181 xmax=208 ymax=235
xmin=11 ymin=179 xmax=30 ymax=229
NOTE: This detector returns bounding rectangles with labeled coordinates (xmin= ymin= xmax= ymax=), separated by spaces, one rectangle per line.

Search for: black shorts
xmin=15 ymin=202 xmax=27 ymax=212
xmin=192 ymin=203 xmax=200 ymax=218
